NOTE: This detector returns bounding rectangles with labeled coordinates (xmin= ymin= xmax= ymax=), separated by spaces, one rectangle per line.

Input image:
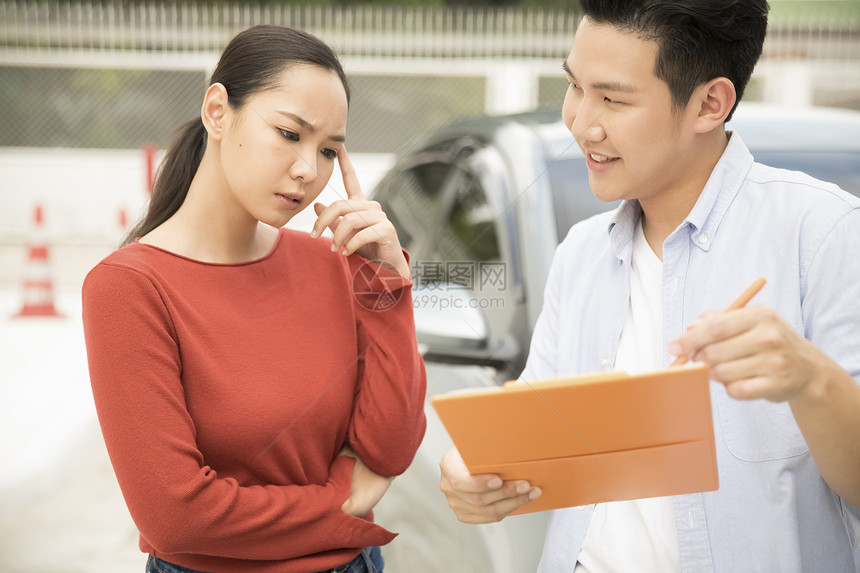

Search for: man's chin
xmin=587 ymin=181 xmax=624 ymax=204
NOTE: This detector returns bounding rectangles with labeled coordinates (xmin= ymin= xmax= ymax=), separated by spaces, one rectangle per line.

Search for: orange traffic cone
xmin=14 ymin=204 xmax=62 ymax=318
xmin=143 ymin=143 xmax=157 ymax=195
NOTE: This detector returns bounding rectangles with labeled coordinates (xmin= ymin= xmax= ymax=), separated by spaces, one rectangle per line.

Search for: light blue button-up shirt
xmin=522 ymin=133 xmax=860 ymax=572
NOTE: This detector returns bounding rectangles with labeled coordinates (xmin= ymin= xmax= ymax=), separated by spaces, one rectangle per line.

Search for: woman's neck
xmin=140 ymin=153 xmax=278 ymax=264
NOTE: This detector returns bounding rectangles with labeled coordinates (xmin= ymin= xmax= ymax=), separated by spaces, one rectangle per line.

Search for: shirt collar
xmin=607 ymin=199 xmax=640 ymax=264
xmin=606 ymin=131 xmax=755 ymax=259
xmin=683 ymin=131 xmax=754 ymax=251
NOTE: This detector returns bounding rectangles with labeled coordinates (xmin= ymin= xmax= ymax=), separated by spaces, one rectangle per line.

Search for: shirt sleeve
xmin=82 ymin=262 xmax=395 ymax=559
xmin=344 ymin=254 xmax=428 ymax=477
xmin=518 ymin=241 xmax=566 ymax=384
xmin=801 ymin=206 xmax=860 ymax=520
xmin=803 ymin=207 xmax=860 ymax=384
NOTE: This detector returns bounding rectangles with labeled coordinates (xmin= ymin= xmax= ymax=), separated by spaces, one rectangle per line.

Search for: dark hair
xmin=578 ymin=0 xmax=769 ymax=121
xmin=124 ymin=25 xmax=350 ymax=246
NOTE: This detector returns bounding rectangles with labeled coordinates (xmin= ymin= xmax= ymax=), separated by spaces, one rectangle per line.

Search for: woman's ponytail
xmin=122 ymin=118 xmax=207 ymax=246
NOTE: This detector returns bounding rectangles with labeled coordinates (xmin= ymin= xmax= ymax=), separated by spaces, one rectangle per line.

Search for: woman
xmin=82 ymin=25 xmax=426 ymax=573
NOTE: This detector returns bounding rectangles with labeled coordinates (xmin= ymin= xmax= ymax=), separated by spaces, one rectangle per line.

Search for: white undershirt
xmin=574 ymin=219 xmax=681 ymax=573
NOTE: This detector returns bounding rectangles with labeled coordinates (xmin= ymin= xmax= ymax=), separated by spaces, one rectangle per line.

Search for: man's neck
xmin=640 ymin=131 xmax=730 ymax=260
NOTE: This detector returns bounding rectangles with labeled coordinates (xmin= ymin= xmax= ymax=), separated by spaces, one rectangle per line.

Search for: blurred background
xmin=0 ymin=0 xmax=858 ymax=571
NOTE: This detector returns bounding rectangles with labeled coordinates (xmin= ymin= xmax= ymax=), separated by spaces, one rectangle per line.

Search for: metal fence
xmin=1 ymin=1 xmax=859 ymax=153
xmin=1 ymin=2 xmax=583 ymax=57
xmin=2 ymin=1 xmax=859 ymax=59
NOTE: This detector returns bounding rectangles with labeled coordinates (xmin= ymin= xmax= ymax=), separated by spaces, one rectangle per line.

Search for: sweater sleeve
xmin=345 ymin=254 xmax=428 ymax=477
xmin=82 ymin=262 xmax=395 ymax=559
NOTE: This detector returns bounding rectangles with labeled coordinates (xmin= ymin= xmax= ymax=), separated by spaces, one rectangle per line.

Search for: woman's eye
xmin=278 ymin=128 xmax=299 ymax=142
xmin=604 ymin=97 xmax=620 ymax=104
xmin=321 ymin=148 xmax=337 ymax=160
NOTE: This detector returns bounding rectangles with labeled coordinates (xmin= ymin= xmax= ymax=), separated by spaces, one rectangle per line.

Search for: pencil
xmin=669 ymin=277 xmax=767 ymax=367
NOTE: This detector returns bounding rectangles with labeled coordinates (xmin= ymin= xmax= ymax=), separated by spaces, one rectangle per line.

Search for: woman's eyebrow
xmin=274 ymin=110 xmax=345 ymax=142
xmin=275 ymin=110 xmax=314 ymax=131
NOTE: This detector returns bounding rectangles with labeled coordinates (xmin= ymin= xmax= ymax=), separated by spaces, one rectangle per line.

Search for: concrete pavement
xmin=0 ymin=423 xmax=142 ymax=572
xmin=0 ymin=290 xmax=141 ymax=572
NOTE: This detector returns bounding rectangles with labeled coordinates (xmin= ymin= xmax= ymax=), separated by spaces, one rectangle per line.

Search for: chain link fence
xmin=0 ymin=65 xmax=492 ymax=152
xmin=0 ymin=66 xmax=204 ymax=148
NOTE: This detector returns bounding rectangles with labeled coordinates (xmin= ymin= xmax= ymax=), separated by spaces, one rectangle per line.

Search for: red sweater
xmin=82 ymin=228 xmax=427 ymax=572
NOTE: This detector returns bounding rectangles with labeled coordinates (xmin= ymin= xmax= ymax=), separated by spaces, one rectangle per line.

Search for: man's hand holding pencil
xmin=670 ymin=277 xmax=825 ymax=403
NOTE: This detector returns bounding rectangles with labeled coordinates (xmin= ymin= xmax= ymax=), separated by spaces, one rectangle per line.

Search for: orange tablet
xmin=431 ymin=364 xmax=718 ymax=514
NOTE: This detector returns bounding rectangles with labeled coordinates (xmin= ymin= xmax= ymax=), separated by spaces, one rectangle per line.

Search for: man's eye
xmin=278 ymin=129 xmax=299 ymax=142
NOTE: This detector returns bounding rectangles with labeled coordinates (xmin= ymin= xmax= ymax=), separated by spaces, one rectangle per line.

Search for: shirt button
xmin=697 ymin=235 xmax=708 ymax=245
xmin=601 ymin=358 xmax=610 ymax=368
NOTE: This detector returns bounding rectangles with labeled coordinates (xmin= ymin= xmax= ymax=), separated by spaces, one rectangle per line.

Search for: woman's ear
xmin=201 ymin=83 xmax=230 ymax=142
xmin=691 ymin=77 xmax=736 ymax=134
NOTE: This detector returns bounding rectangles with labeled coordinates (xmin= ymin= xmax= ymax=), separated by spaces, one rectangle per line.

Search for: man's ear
xmin=691 ymin=77 xmax=736 ymax=134
xmin=201 ymin=82 xmax=230 ymax=141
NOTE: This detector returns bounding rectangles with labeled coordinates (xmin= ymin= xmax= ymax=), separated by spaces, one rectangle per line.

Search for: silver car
xmin=372 ymin=104 xmax=860 ymax=573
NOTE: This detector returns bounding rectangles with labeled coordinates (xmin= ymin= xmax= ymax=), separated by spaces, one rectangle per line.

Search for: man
xmin=439 ymin=1 xmax=860 ymax=571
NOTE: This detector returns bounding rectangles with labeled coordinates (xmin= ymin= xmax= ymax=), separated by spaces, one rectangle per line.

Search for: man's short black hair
xmin=578 ymin=0 xmax=769 ymax=121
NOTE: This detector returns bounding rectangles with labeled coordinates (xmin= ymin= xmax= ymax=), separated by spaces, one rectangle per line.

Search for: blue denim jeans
xmin=145 ymin=546 xmax=384 ymax=573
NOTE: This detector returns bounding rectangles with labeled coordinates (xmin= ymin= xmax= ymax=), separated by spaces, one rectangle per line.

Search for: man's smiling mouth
xmin=589 ymin=153 xmax=619 ymax=163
